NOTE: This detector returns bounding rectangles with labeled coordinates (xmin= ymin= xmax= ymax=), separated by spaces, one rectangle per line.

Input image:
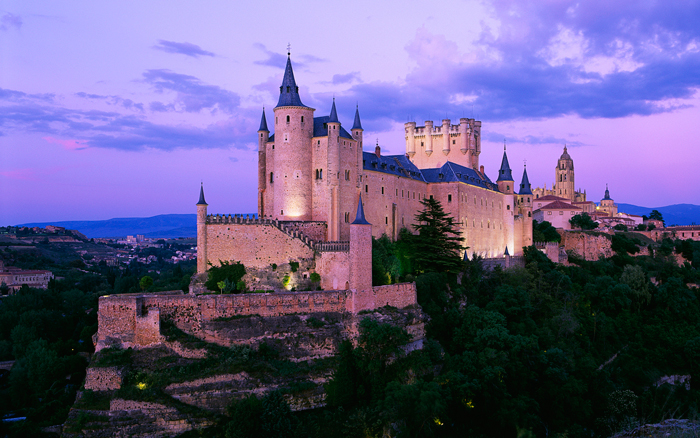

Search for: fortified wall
xmin=96 ymin=283 xmax=417 ymax=351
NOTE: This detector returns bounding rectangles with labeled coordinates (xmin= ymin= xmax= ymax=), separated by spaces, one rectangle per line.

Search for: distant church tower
xmin=554 ymin=145 xmax=575 ymax=201
xmin=518 ymin=166 xmax=533 ymax=248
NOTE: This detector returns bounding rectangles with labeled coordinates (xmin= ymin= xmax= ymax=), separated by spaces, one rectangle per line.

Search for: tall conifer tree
xmin=412 ymin=197 xmax=464 ymax=273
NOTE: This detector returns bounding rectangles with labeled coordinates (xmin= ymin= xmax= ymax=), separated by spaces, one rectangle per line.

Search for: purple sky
xmin=2 ymin=1 xmax=700 ymax=225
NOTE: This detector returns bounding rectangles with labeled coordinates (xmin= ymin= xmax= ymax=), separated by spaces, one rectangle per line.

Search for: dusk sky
xmin=2 ymin=0 xmax=699 ymax=225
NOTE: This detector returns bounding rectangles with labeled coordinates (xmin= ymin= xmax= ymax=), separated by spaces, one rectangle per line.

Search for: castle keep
xmin=197 ymin=53 xmax=534 ymax=290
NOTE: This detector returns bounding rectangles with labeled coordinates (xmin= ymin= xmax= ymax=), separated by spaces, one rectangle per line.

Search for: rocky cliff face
xmin=65 ymin=306 xmax=425 ymax=437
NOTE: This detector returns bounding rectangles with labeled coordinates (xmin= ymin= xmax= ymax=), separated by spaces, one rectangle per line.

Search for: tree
xmin=649 ymin=209 xmax=664 ymax=225
xmin=411 ymin=197 xmax=464 ymax=273
xmin=533 ymin=220 xmax=561 ymax=242
xmin=569 ymin=213 xmax=598 ymax=230
xmin=139 ymin=275 xmax=153 ymax=291
xmin=205 ymin=260 xmax=246 ymax=293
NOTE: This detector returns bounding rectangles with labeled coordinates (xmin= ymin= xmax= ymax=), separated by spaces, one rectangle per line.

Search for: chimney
xmin=480 ymin=165 xmax=485 ymax=175
xmin=375 ymin=145 xmax=381 ymax=158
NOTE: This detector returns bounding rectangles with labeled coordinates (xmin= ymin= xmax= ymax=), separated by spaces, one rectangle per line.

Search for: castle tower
xmin=518 ymin=166 xmax=533 ymax=248
xmin=405 ymin=121 xmax=416 ymax=158
xmin=258 ymin=108 xmax=269 ymax=218
xmin=496 ymin=142 xmax=514 ymax=195
xmin=196 ymin=184 xmax=208 ymax=274
xmin=497 ymin=143 xmax=516 ymax=256
xmin=554 ymin=145 xmax=575 ymax=201
xmin=327 ymin=99 xmax=341 ymax=240
xmin=351 ymin=105 xmax=364 ymax=186
xmin=272 ymin=53 xmax=315 ymax=221
xmin=349 ymin=194 xmax=373 ymax=311
xmin=471 ymin=120 xmax=481 ymax=169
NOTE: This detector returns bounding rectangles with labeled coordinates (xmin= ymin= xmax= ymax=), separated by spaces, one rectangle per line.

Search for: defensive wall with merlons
xmin=95 ymin=283 xmax=417 ymax=351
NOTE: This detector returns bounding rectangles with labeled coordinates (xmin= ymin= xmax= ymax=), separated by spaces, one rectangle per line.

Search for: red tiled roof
xmin=536 ymin=200 xmax=582 ymax=211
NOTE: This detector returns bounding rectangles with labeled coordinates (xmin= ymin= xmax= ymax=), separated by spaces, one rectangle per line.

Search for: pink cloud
xmin=42 ymin=136 xmax=89 ymax=150
xmin=0 ymin=169 xmax=38 ymax=181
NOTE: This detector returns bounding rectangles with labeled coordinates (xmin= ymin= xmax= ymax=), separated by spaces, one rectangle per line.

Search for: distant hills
xmin=617 ymin=203 xmax=700 ymax=226
xmin=15 ymin=204 xmax=700 ymax=238
xmin=18 ymin=214 xmax=201 ymax=238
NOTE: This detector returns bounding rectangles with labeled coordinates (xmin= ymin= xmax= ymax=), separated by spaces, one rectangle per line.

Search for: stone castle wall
xmin=205 ymin=221 xmax=314 ymax=270
xmin=560 ymin=231 xmax=613 ymax=261
xmin=96 ymin=283 xmax=418 ymax=351
xmin=316 ymin=250 xmax=350 ymax=291
xmin=84 ymin=367 xmax=123 ymax=391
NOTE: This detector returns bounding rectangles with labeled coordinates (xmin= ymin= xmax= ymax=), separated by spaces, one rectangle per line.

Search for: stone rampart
xmin=561 ymin=231 xmax=613 ymax=261
xmin=96 ymin=282 xmax=419 ymax=350
xmin=352 ymin=283 xmax=417 ymax=313
xmin=204 ymin=219 xmax=316 ymax=270
xmin=84 ymin=366 xmax=123 ymax=391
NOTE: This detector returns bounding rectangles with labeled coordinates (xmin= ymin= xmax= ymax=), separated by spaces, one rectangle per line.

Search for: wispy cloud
xmin=325 ymin=1 xmax=700 ymax=126
xmin=152 ymin=40 xmax=216 ymax=58
xmin=0 ymin=13 xmax=22 ymax=31
xmin=142 ymin=69 xmax=240 ymax=114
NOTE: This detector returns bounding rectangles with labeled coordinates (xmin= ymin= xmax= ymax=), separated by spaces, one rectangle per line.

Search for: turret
xmin=424 ymin=120 xmax=434 ymax=156
xmin=459 ymin=118 xmax=469 ymax=154
xmin=327 ymin=99 xmax=341 ymax=240
xmin=349 ymin=194 xmax=373 ymax=312
xmin=517 ymin=166 xmax=533 ymax=248
xmin=196 ymin=183 xmax=208 ymax=275
xmin=471 ymin=120 xmax=482 ymax=168
xmin=257 ymin=108 xmax=269 ymax=218
xmin=352 ymin=105 xmax=364 ymax=187
xmin=442 ymin=119 xmax=451 ymax=155
xmin=496 ymin=141 xmax=514 ymax=194
xmin=272 ymin=53 xmax=314 ymax=221
xmin=405 ymin=121 xmax=416 ymax=158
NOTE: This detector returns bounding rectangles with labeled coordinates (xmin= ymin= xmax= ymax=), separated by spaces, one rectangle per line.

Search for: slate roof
xmin=362 ymin=152 xmax=499 ymax=191
xmin=352 ymin=106 xmax=362 ymax=130
xmin=329 ymin=99 xmax=339 ymax=123
xmin=197 ymin=184 xmax=207 ymax=205
xmin=314 ymin=116 xmax=353 ymax=139
xmin=275 ymin=56 xmax=308 ymax=108
xmin=259 ymin=108 xmax=269 ymax=132
xmin=496 ymin=150 xmax=513 ymax=182
xmin=519 ymin=167 xmax=533 ymax=195
xmin=352 ymin=194 xmax=371 ymax=225
xmin=535 ymin=195 xmax=569 ymax=202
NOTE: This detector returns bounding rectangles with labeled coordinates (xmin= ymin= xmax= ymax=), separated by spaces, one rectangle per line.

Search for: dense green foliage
xmin=205 ymin=260 xmax=247 ymax=293
xmin=533 ymin=220 xmax=562 ymax=243
xmin=570 ymin=212 xmax=598 ymax=230
xmin=0 ymin=243 xmax=195 ymax=436
xmin=411 ymin=197 xmax=464 ymax=273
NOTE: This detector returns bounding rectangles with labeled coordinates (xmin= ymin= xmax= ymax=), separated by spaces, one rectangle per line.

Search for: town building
xmin=0 ymin=260 xmax=53 ymax=293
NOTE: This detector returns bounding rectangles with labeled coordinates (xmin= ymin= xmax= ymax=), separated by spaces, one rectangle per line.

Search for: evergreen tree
xmin=411 ymin=197 xmax=464 ymax=273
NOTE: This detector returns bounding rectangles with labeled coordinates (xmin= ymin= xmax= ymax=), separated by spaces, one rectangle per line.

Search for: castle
xmin=196 ymin=53 xmax=534 ymax=291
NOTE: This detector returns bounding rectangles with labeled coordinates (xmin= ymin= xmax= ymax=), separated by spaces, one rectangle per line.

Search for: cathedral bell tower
xmin=555 ymin=145 xmax=575 ymax=201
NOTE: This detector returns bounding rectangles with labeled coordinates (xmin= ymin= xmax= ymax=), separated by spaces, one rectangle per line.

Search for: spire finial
xmin=524 ymin=159 xmax=527 ymax=168
xmin=287 ymin=43 xmax=291 ymax=56
xmin=504 ymin=138 xmax=506 ymax=151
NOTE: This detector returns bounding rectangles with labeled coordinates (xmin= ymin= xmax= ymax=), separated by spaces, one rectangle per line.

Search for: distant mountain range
xmin=16 ymin=204 xmax=700 ymax=238
xmin=18 ymin=214 xmax=202 ymax=238
xmin=616 ymin=203 xmax=700 ymax=226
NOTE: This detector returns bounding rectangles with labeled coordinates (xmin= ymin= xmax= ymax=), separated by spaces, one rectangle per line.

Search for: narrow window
xmin=286 ymin=115 xmax=290 ymax=123
xmin=385 ymin=217 xmax=388 ymax=224
xmin=396 ymin=189 xmax=398 ymax=196
xmin=382 ymin=187 xmax=384 ymax=195
xmin=301 ymin=116 xmax=304 ymax=122
xmin=365 ymin=185 xmax=368 ymax=193
xmin=270 ymin=172 xmax=274 ymax=183
xmin=448 ymin=194 xmax=452 ymax=202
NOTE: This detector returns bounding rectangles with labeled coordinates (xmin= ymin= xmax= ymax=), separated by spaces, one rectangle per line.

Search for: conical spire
xmin=197 ymin=183 xmax=207 ymax=205
xmin=352 ymin=194 xmax=370 ymax=225
xmin=519 ymin=166 xmax=532 ymax=195
xmin=352 ymin=104 xmax=363 ymax=130
xmin=258 ymin=107 xmax=269 ymax=132
xmin=504 ymin=246 xmax=510 ymax=256
xmin=329 ymin=98 xmax=339 ymax=123
xmin=496 ymin=141 xmax=513 ymax=181
xmin=275 ymin=55 xmax=306 ymax=108
xmin=603 ymin=183 xmax=611 ymax=200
